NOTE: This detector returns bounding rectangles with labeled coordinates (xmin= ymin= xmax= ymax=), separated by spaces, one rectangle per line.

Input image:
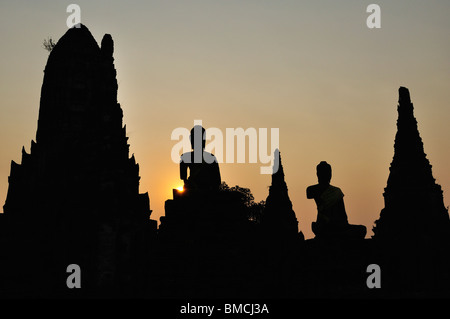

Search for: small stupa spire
xmin=262 ymin=149 xmax=299 ymax=236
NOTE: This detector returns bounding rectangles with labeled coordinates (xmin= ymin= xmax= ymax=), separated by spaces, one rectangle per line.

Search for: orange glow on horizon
xmin=1 ymin=2 xmax=450 ymax=242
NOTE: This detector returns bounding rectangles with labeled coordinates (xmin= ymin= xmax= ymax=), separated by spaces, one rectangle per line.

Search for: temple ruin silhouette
xmin=372 ymin=87 xmax=450 ymax=295
xmin=0 ymin=25 xmax=449 ymax=299
xmin=0 ymin=25 xmax=157 ymax=297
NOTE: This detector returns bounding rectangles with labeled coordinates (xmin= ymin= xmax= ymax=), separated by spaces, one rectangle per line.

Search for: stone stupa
xmin=1 ymin=25 xmax=156 ymax=297
xmin=372 ymin=87 xmax=450 ymax=294
xmin=373 ymin=87 xmax=450 ymax=242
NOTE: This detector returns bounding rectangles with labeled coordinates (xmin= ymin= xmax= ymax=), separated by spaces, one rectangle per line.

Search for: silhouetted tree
xmin=42 ymin=37 xmax=56 ymax=52
xmin=248 ymin=200 xmax=265 ymax=224
xmin=219 ymin=181 xmax=265 ymax=223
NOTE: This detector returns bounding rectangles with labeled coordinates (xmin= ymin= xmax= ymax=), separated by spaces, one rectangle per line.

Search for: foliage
xmin=219 ymin=181 xmax=265 ymax=223
xmin=42 ymin=37 xmax=56 ymax=52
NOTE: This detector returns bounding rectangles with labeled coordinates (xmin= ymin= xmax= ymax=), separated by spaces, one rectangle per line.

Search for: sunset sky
xmin=1 ymin=1 xmax=449 ymax=239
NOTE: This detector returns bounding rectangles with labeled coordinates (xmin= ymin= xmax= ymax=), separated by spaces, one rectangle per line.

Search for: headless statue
xmin=180 ymin=125 xmax=221 ymax=191
xmin=307 ymin=161 xmax=366 ymax=239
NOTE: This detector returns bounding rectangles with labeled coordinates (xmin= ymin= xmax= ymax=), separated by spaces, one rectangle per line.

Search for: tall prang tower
xmin=373 ymin=87 xmax=450 ymax=242
xmin=372 ymin=87 xmax=450 ymax=294
xmin=1 ymin=25 xmax=156 ymax=297
xmin=262 ymin=149 xmax=300 ymax=239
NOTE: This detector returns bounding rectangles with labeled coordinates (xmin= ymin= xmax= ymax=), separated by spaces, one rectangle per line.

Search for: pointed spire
xmin=262 ymin=149 xmax=299 ymax=236
xmin=373 ymin=87 xmax=450 ymax=240
xmin=386 ymin=87 xmax=437 ymax=198
xmin=271 ymin=148 xmax=286 ymax=188
xmin=101 ymin=34 xmax=114 ymax=58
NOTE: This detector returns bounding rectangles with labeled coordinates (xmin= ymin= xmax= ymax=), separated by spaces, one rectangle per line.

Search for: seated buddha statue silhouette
xmin=306 ymin=161 xmax=366 ymax=240
xmin=180 ymin=125 xmax=221 ymax=192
